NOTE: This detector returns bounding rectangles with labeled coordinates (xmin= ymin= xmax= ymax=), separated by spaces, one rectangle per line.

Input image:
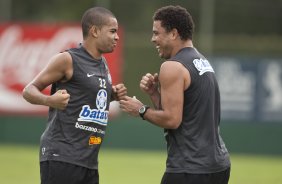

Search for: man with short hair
xmin=120 ymin=5 xmax=230 ymax=184
xmin=23 ymin=7 xmax=126 ymax=184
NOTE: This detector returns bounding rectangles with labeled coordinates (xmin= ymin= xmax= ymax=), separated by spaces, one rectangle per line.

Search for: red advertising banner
xmin=0 ymin=23 xmax=123 ymax=115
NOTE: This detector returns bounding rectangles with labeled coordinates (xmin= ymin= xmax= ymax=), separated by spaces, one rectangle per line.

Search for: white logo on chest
xmin=77 ymin=89 xmax=109 ymax=126
xmin=193 ymin=58 xmax=215 ymax=75
xmin=87 ymin=73 xmax=95 ymax=77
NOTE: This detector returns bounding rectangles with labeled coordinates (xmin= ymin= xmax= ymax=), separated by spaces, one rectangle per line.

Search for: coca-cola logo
xmin=0 ymin=24 xmax=82 ymax=92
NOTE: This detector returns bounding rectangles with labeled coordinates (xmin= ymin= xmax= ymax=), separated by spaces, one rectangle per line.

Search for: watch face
xmin=139 ymin=106 xmax=146 ymax=113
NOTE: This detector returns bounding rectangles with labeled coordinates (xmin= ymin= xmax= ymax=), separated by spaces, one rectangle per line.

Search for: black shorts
xmin=161 ymin=167 xmax=230 ymax=184
xmin=40 ymin=161 xmax=99 ymax=184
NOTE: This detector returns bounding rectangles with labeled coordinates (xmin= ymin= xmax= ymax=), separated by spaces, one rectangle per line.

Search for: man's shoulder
xmin=160 ymin=61 xmax=187 ymax=78
xmin=56 ymin=51 xmax=72 ymax=63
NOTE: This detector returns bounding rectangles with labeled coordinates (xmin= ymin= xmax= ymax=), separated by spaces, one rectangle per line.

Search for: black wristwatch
xmin=139 ymin=105 xmax=150 ymax=120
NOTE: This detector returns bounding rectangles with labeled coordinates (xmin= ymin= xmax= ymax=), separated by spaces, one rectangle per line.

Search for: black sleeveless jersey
xmin=40 ymin=45 xmax=112 ymax=169
xmin=164 ymin=47 xmax=230 ymax=173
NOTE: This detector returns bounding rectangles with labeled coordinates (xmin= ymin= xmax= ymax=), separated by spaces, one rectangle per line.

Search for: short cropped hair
xmin=81 ymin=7 xmax=115 ymax=39
xmin=153 ymin=5 xmax=194 ymax=40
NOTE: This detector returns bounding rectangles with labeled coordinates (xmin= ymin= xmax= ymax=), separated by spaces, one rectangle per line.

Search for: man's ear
xmin=171 ymin=28 xmax=179 ymax=40
xmin=89 ymin=25 xmax=100 ymax=38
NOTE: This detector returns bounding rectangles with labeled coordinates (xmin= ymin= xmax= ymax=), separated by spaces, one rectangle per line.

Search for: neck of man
xmin=171 ymin=39 xmax=193 ymax=57
xmin=82 ymin=40 xmax=102 ymax=60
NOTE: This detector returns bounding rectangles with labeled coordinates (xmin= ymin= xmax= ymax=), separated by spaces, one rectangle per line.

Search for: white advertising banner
xmin=213 ymin=58 xmax=282 ymax=121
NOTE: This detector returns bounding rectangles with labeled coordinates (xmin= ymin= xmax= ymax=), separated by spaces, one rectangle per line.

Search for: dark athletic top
xmin=164 ymin=47 xmax=230 ymax=174
xmin=40 ymin=45 xmax=112 ymax=169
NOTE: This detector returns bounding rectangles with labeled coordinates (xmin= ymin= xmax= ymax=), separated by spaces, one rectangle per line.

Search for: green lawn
xmin=0 ymin=144 xmax=282 ymax=184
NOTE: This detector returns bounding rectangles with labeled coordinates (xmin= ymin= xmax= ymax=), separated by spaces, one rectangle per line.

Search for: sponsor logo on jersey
xmin=89 ymin=136 xmax=102 ymax=145
xmin=193 ymin=58 xmax=215 ymax=75
xmin=77 ymin=89 xmax=109 ymax=126
xmin=78 ymin=105 xmax=109 ymax=125
xmin=75 ymin=122 xmax=105 ymax=134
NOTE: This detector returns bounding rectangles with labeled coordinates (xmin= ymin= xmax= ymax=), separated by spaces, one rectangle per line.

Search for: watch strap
xmin=139 ymin=105 xmax=150 ymax=120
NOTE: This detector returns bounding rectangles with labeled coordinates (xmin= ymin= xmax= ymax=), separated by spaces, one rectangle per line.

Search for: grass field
xmin=0 ymin=144 xmax=282 ymax=184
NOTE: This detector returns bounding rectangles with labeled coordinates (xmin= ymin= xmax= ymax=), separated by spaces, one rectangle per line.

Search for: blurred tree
xmin=215 ymin=0 xmax=282 ymax=35
xmin=0 ymin=0 xmax=280 ymax=36
xmin=9 ymin=0 xmax=95 ymax=22
xmin=0 ymin=0 xmax=12 ymax=21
